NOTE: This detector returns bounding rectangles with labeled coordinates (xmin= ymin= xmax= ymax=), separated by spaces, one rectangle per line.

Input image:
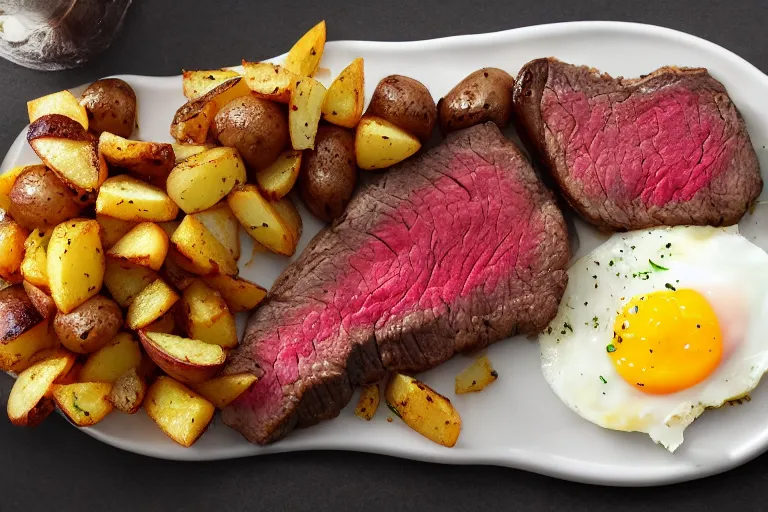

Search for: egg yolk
xmin=609 ymin=289 xmax=722 ymax=395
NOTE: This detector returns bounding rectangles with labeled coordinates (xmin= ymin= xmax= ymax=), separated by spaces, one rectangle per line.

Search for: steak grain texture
xmin=223 ymin=123 xmax=569 ymax=444
xmin=512 ymin=58 xmax=762 ymax=231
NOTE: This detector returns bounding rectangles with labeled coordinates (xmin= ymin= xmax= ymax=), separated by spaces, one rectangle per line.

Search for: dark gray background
xmin=2 ymin=1 xmax=768 ymax=510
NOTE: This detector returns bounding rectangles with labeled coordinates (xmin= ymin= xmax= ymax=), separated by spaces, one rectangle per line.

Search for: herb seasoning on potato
xmin=365 ymin=75 xmax=437 ymax=142
xmin=437 ymin=68 xmax=515 ymax=134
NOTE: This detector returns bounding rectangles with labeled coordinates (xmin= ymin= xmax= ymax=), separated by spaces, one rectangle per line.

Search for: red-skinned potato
xmin=138 ymin=330 xmax=226 ymax=384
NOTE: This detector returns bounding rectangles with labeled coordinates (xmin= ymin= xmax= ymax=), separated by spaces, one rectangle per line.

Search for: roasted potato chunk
xmin=242 ymin=61 xmax=296 ymax=103
xmin=145 ymin=376 xmax=215 ymax=447
xmin=7 ymin=352 xmax=75 ymax=427
xmin=386 ymin=373 xmax=462 ymax=447
xmin=52 ymin=382 xmax=113 ymax=426
xmin=191 ymin=203 xmax=241 ymax=260
xmin=354 ymin=385 xmax=380 ymax=421
xmin=28 ymin=90 xmax=89 ymax=130
xmin=9 ymin=166 xmax=82 ymax=230
xmin=455 ymin=355 xmax=498 ymax=394
xmin=96 ymin=215 xmax=136 ymax=250
xmin=182 ymin=69 xmax=240 ymax=99
xmin=53 ymin=295 xmax=123 ymax=354
xmin=103 ymin=258 xmax=158 ymax=308
xmin=171 ymin=143 xmax=215 ymax=163
xmin=98 ymin=132 xmax=175 ymax=185
xmin=166 ymin=146 xmax=246 ymax=214
xmin=366 ymin=75 xmax=437 ymax=142
xmin=190 ymin=373 xmax=258 ymax=409
xmin=322 ymin=58 xmax=365 ymax=128
xmin=437 ymin=68 xmax=515 ymax=134
xmin=139 ymin=331 xmax=226 ymax=385
xmin=27 ymin=114 xmax=108 ymax=191
xmin=289 ymin=77 xmax=327 ymax=151
xmin=108 ymin=367 xmax=147 ymax=414
xmin=284 ymin=20 xmax=326 ymax=77
xmin=200 ymin=274 xmax=267 ymax=313
xmin=0 ymin=285 xmax=58 ymax=372
xmin=228 ymin=184 xmax=296 ymax=256
xmin=170 ymin=215 xmax=238 ymax=276
xmin=20 ymin=229 xmax=51 ymax=291
xmin=254 ymin=149 xmax=302 ymax=201
xmin=180 ymin=280 xmax=238 ymax=349
xmin=126 ymin=279 xmax=180 ymax=330
xmin=170 ymin=78 xmax=251 ymax=144
xmin=47 ymin=219 xmax=105 ymax=313
xmin=22 ymin=281 xmax=57 ymax=319
xmin=79 ymin=78 xmax=137 ymax=138
xmin=271 ymin=197 xmax=303 ymax=247
xmin=0 ymin=219 xmax=29 ymax=283
xmin=96 ymin=175 xmax=179 ymax=222
xmin=107 ymin=222 xmax=169 ymax=271
xmin=79 ymin=332 xmax=142 ymax=383
xmin=355 ymin=116 xmax=421 ymax=171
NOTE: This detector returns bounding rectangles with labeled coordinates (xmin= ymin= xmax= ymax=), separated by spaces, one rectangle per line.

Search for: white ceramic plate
xmin=2 ymin=21 xmax=768 ymax=487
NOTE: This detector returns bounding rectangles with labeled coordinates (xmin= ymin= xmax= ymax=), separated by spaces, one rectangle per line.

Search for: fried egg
xmin=539 ymin=225 xmax=768 ymax=452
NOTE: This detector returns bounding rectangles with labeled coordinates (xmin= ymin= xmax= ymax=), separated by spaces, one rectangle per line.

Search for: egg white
xmin=539 ymin=226 xmax=768 ymax=452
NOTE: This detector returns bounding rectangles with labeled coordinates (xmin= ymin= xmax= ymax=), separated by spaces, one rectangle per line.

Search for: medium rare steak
xmin=223 ymin=123 xmax=569 ymax=444
xmin=512 ymin=58 xmax=762 ymax=230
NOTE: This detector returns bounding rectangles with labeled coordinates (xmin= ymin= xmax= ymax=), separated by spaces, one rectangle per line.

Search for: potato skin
xmin=366 ymin=75 xmax=437 ymax=142
xmin=8 ymin=165 xmax=82 ymax=230
xmin=212 ymin=95 xmax=289 ymax=172
xmin=299 ymin=126 xmax=357 ymax=222
xmin=80 ymin=78 xmax=137 ymax=138
xmin=0 ymin=285 xmax=42 ymax=343
xmin=437 ymin=68 xmax=515 ymax=134
xmin=53 ymin=295 xmax=123 ymax=354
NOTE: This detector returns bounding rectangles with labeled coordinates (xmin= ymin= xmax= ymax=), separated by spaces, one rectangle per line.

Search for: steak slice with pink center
xmin=222 ymin=123 xmax=569 ymax=444
xmin=512 ymin=58 xmax=762 ymax=230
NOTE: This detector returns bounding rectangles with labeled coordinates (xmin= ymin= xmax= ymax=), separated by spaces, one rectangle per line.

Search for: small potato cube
xmin=191 ymin=203 xmax=241 ymax=260
xmin=355 ymin=116 xmax=421 ymax=170
xmin=145 ymin=376 xmax=215 ymax=447
xmin=386 ymin=373 xmax=462 ymax=447
xmin=171 ymin=143 xmax=215 ymax=163
xmin=126 ymin=279 xmax=180 ymax=330
xmin=180 ymin=280 xmax=238 ymax=349
xmin=103 ymin=258 xmax=158 ymax=308
xmin=107 ymin=222 xmax=169 ymax=271
xmin=166 ymin=147 xmax=246 ymax=214
xmin=454 ymin=356 xmax=498 ymax=394
xmin=96 ymin=175 xmax=179 ymax=222
xmin=322 ymin=58 xmax=365 ymax=128
xmin=108 ymin=367 xmax=147 ymax=414
xmin=289 ymin=77 xmax=327 ymax=150
xmin=254 ymin=150 xmax=302 ymax=200
xmin=98 ymin=132 xmax=175 ymax=186
xmin=0 ymin=219 xmax=29 ymax=283
xmin=354 ymin=385 xmax=380 ymax=421
xmin=242 ymin=61 xmax=297 ymax=103
xmin=52 ymin=382 xmax=113 ymax=426
xmin=20 ymin=229 xmax=51 ymax=290
xmin=47 ymin=219 xmax=104 ymax=313
xmin=182 ymin=69 xmax=241 ymax=99
xmin=284 ymin=20 xmax=326 ymax=77
xmin=228 ymin=184 xmax=296 ymax=256
xmin=79 ymin=332 xmax=142 ymax=384
xmin=7 ymin=351 xmax=75 ymax=427
xmin=190 ymin=373 xmax=258 ymax=409
xmin=27 ymin=90 xmax=89 ymax=130
xmin=200 ymin=274 xmax=267 ymax=313
xmin=96 ymin=215 xmax=136 ymax=250
xmin=170 ymin=216 xmax=238 ymax=276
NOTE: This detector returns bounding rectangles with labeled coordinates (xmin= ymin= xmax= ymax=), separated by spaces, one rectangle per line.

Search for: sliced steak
xmin=222 ymin=123 xmax=569 ymax=444
xmin=512 ymin=58 xmax=762 ymax=231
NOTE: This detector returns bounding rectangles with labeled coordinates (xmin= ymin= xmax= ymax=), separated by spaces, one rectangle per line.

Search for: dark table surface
xmin=3 ymin=1 xmax=768 ymax=510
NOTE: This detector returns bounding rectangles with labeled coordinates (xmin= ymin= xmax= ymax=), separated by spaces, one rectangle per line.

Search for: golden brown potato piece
xmin=271 ymin=197 xmax=303 ymax=247
xmin=9 ymin=166 xmax=82 ymax=230
xmin=28 ymin=90 xmax=89 ymax=130
xmin=126 ymin=279 xmax=180 ymax=330
xmin=200 ymin=274 xmax=267 ymax=313
xmin=27 ymin=114 xmax=108 ymax=191
xmin=96 ymin=215 xmax=136 ymax=250
xmin=182 ymin=69 xmax=240 ymax=99
xmin=139 ymin=331 xmax=226 ymax=384
xmin=170 ymin=78 xmax=251 ymax=144
xmin=289 ymin=77 xmax=327 ymax=151
xmin=53 ymin=295 xmax=123 ymax=354
xmin=284 ymin=20 xmax=326 ymax=77
xmin=0 ymin=166 xmax=31 ymax=212
xmin=454 ymin=355 xmax=498 ymax=394
xmin=52 ymin=382 xmax=113 ymax=426
xmin=438 ymin=68 xmax=514 ymax=134
xmin=145 ymin=376 xmax=215 ymax=447
xmin=108 ymin=367 xmax=147 ymax=414
xmin=190 ymin=373 xmax=257 ymax=409
xmin=166 ymin=146 xmax=246 ymax=214
xmin=0 ymin=218 xmax=29 ymax=283
xmin=322 ymin=58 xmax=365 ymax=129
xmin=355 ymin=116 xmax=421 ymax=171
xmin=107 ymin=222 xmax=169 ymax=271
xmin=7 ymin=351 xmax=75 ymax=427
xmin=354 ymin=385 xmax=380 ymax=421
xmin=180 ymin=280 xmax=238 ymax=349
xmin=228 ymin=184 xmax=296 ymax=256
xmin=191 ymin=203 xmax=241 ymax=260
xmin=20 ymin=229 xmax=51 ymax=291
xmin=171 ymin=143 xmax=215 ymax=164
xmin=95 ymin=175 xmax=179 ymax=222
xmin=212 ymin=96 xmax=289 ymax=172
xmin=79 ymin=78 xmax=137 ymax=138
xmin=98 ymin=132 xmax=175 ymax=186
xmin=22 ymin=281 xmax=57 ymax=319
xmin=0 ymin=285 xmax=58 ymax=372
xmin=79 ymin=332 xmax=142 ymax=383
xmin=170 ymin=215 xmax=238 ymax=276
xmin=242 ymin=61 xmax=296 ymax=103
xmin=103 ymin=258 xmax=158 ymax=308
xmin=299 ymin=125 xmax=357 ymax=222
xmin=254 ymin=149 xmax=302 ymax=201
xmin=386 ymin=373 xmax=462 ymax=447
xmin=366 ymin=75 xmax=437 ymax=142
xmin=47 ymin=219 xmax=105 ymax=313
